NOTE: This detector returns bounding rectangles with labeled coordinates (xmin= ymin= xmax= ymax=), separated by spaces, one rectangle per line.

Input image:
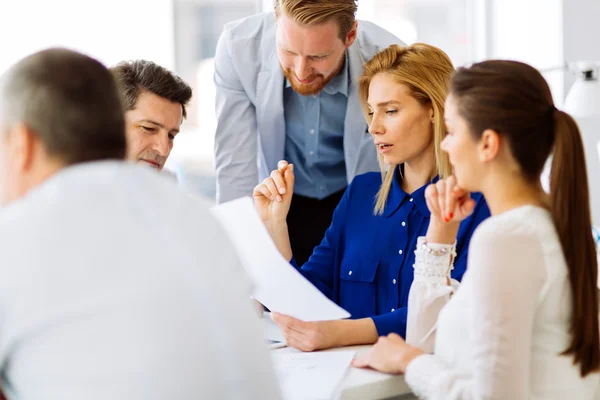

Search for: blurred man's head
xmin=110 ymin=61 xmax=192 ymax=170
xmin=0 ymin=48 xmax=126 ymax=206
xmin=273 ymin=0 xmax=358 ymax=96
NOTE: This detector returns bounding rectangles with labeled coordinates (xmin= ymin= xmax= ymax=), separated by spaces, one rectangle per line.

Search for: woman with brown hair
xmin=252 ymin=43 xmax=489 ymax=351
xmin=354 ymin=60 xmax=600 ymax=398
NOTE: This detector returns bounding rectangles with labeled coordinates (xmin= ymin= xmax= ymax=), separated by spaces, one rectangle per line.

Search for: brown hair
xmin=450 ymin=60 xmax=600 ymax=377
xmin=358 ymin=43 xmax=454 ymax=215
xmin=273 ymin=0 xmax=358 ymax=41
xmin=0 ymin=48 xmax=125 ymax=164
xmin=110 ymin=60 xmax=192 ymax=118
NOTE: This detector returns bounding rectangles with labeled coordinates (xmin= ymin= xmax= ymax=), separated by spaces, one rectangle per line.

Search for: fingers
xmin=256 ymin=161 xmax=294 ymax=202
xmin=425 ymin=176 xmax=474 ymax=223
xmin=435 ymin=180 xmax=447 ymax=221
xmin=253 ymin=182 xmax=276 ymax=201
xmin=285 ymin=335 xmax=315 ymax=352
xmin=283 ymin=164 xmax=295 ymax=194
xmin=352 ymin=338 xmax=386 ymax=370
xmin=277 ymin=160 xmax=289 ymax=172
xmin=253 ymin=300 xmax=265 ymax=317
xmin=450 ymin=184 xmax=474 ymax=220
xmin=351 ymin=343 xmax=381 ymax=369
xmin=460 ymin=197 xmax=476 ymax=217
xmin=444 ymin=176 xmax=457 ymax=221
xmin=351 ymin=356 xmax=371 ymax=369
xmin=271 ymin=313 xmax=307 ymax=335
xmin=271 ymin=312 xmax=294 ymax=326
xmin=272 ymin=313 xmax=317 ymax=351
xmin=425 ymin=184 xmax=442 ymax=219
xmin=270 ymin=170 xmax=287 ymax=196
xmin=263 ymin=177 xmax=282 ymax=202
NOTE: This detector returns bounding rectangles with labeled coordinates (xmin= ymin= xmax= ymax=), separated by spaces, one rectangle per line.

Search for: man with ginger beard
xmin=215 ymin=0 xmax=402 ymax=265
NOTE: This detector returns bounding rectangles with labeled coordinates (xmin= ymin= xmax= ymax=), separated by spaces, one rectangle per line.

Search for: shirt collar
xmin=382 ymin=166 xmax=439 ymax=217
xmin=284 ymin=52 xmax=349 ymax=97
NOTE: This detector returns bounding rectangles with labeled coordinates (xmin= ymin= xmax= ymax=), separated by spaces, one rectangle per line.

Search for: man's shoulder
xmin=355 ymin=20 xmax=403 ymax=59
xmin=222 ymin=12 xmax=275 ymax=45
xmin=217 ymin=12 xmax=276 ymax=73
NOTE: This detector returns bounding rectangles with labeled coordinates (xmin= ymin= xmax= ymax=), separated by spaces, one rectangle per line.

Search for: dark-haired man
xmin=110 ymin=60 xmax=192 ymax=170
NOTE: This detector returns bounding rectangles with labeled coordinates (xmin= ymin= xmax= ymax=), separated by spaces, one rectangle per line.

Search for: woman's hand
xmin=271 ymin=312 xmax=341 ymax=352
xmin=253 ymin=160 xmax=295 ymax=225
xmin=424 ymin=176 xmax=476 ymax=244
xmin=425 ymin=176 xmax=475 ymax=224
xmin=352 ymin=333 xmax=424 ymax=374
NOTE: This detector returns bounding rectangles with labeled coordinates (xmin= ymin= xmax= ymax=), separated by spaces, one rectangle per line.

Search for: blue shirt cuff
xmin=371 ymin=308 xmax=408 ymax=337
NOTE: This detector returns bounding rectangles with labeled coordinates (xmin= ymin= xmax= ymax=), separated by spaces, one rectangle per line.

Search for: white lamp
xmin=562 ymin=61 xmax=600 ymax=230
xmin=564 ymin=61 xmax=600 ymax=117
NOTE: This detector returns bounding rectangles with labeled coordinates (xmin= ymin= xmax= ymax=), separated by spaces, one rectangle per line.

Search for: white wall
xmin=486 ymin=0 xmax=600 ymax=105
xmin=0 ymin=0 xmax=174 ymax=73
xmin=486 ymin=0 xmax=564 ymax=104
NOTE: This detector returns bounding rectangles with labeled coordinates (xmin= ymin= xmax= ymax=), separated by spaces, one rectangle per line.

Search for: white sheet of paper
xmin=271 ymin=350 xmax=356 ymax=400
xmin=263 ymin=312 xmax=286 ymax=343
xmin=211 ymin=197 xmax=350 ymax=321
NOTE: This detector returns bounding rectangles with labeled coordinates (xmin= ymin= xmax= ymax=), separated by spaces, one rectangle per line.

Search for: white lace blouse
xmin=404 ymin=206 xmax=600 ymax=399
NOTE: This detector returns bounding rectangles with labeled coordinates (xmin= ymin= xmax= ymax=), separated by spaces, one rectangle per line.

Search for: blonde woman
xmin=254 ymin=44 xmax=490 ymax=351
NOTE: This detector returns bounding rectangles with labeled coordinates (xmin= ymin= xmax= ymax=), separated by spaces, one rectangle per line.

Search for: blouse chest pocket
xmin=338 ymin=255 xmax=379 ymax=319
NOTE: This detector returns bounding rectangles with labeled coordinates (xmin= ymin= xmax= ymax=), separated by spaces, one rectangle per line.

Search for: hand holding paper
xmin=211 ymin=197 xmax=350 ymax=322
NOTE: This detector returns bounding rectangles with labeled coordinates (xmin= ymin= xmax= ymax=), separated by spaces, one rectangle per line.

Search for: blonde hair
xmin=273 ymin=0 xmax=358 ymax=40
xmin=358 ymin=43 xmax=454 ymax=215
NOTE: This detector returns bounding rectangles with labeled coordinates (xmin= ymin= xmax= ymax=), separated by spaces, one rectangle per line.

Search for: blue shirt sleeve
xmin=372 ymin=307 xmax=408 ymax=337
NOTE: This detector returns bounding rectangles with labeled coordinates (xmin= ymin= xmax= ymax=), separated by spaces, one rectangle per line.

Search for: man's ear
xmin=345 ymin=21 xmax=358 ymax=48
xmin=478 ymin=128 xmax=501 ymax=163
xmin=9 ymin=123 xmax=37 ymax=173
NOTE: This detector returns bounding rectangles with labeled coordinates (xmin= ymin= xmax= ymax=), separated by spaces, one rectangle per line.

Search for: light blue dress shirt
xmin=283 ymin=54 xmax=349 ymax=200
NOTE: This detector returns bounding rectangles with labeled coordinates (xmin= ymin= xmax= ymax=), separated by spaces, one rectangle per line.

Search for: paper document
xmin=211 ymin=197 xmax=350 ymax=321
xmin=264 ymin=312 xmax=286 ymax=343
xmin=271 ymin=350 xmax=355 ymax=400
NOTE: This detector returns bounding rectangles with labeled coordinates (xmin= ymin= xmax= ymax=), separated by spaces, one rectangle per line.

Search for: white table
xmin=265 ymin=313 xmax=414 ymax=399
xmin=271 ymin=345 xmax=414 ymax=399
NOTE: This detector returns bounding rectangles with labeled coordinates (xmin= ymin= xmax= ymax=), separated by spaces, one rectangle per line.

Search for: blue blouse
xmin=292 ymin=168 xmax=490 ymax=337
